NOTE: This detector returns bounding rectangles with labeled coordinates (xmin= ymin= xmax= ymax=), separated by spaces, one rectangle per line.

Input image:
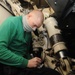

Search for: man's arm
xmin=0 ymin=18 xmax=28 ymax=68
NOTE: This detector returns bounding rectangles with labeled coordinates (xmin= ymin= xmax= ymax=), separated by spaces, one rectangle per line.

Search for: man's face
xmin=28 ymin=15 xmax=42 ymax=31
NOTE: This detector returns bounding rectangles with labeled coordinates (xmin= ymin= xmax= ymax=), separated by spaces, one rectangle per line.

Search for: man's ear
xmin=28 ymin=13 xmax=32 ymax=19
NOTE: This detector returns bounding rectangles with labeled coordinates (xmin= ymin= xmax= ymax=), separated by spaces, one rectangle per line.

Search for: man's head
xmin=26 ymin=10 xmax=44 ymax=31
xmin=22 ymin=10 xmax=44 ymax=32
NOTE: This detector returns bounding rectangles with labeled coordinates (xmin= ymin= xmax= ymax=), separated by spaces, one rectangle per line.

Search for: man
xmin=0 ymin=10 xmax=61 ymax=75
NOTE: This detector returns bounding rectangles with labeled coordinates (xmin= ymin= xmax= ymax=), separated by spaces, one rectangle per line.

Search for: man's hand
xmin=27 ymin=57 xmax=42 ymax=68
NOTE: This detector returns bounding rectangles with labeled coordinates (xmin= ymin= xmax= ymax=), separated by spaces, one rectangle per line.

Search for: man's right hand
xmin=27 ymin=57 xmax=42 ymax=68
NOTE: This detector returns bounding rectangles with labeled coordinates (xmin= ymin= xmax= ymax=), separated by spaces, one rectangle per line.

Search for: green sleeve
xmin=0 ymin=18 xmax=28 ymax=68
